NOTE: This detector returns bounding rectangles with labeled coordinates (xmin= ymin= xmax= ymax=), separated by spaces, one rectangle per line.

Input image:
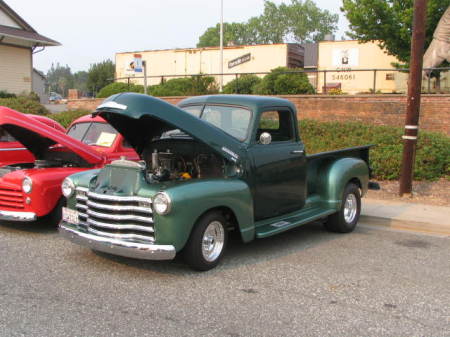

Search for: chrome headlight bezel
xmin=153 ymin=192 xmax=172 ymax=215
xmin=22 ymin=177 xmax=33 ymax=194
xmin=61 ymin=177 xmax=75 ymax=198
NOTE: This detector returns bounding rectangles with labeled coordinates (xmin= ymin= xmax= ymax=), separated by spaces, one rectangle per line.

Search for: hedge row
xmin=300 ymin=119 xmax=449 ymax=181
xmin=49 ymin=110 xmax=91 ymax=128
xmin=0 ymin=96 xmax=48 ymax=115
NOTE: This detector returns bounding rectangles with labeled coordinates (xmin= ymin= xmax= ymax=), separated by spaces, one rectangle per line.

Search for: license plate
xmin=62 ymin=207 xmax=79 ymax=224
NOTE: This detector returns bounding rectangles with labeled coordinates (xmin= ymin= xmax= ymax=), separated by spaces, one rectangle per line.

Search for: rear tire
xmin=325 ymin=183 xmax=361 ymax=233
xmin=182 ymin=211 xmax=228 ymax=271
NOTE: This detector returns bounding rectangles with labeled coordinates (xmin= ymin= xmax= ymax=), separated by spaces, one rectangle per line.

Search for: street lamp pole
xmin=220 ymin=0 xmax=224 ymax=92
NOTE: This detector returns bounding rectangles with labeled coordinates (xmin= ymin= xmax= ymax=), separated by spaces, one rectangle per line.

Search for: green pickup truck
xmin=59 ymin=93 xmax=377 ymax=271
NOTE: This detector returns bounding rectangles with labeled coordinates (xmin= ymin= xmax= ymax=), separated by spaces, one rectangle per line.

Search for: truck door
xmin=249 ymin=109 xmax=307 ymax=221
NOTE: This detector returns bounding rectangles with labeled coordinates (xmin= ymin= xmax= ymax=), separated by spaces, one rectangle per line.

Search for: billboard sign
xmin=228 ymin=53 xmax=251 ymax=69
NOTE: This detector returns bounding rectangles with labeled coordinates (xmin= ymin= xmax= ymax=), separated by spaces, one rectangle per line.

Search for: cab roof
xmin=179 ymin=94 xmax=297 ymax=113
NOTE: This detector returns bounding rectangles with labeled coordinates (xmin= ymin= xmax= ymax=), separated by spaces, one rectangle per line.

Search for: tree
xmin=223 ymin=74 xmax=262 ymax=94
xmin=46 ymin=63 xmax=74 ymax=97
xmin=86 ymin=60 xmax=115 ymax=96
xmin=73 ymin=71 xmax=88 ymax=96
xmin=253 ymin=67 xmax=315 ymax=95
xmin=197 ymin=0 xmax=338 ymax=47
xmin=341 ymin=0 xmax=450 ymax=64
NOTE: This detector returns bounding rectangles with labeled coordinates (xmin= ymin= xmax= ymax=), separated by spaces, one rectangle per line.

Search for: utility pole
xmin=219 ymin=0 xmax=224 ymax=92
xmin=399 ymin=0 xmax=428 ymax=196
xmin=143 ymin=60 xmax=148 ymax=95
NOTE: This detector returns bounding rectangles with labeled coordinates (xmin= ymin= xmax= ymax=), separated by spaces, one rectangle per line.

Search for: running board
xmin=255 ymin=207 xmax=336 ymax=239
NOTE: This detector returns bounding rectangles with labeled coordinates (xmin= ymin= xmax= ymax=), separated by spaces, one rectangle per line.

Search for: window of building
xmin=385 ymin=73 xmax=395 ymax=80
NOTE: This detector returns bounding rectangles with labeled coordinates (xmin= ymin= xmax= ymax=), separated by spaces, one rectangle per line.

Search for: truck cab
xmin=59 ymin=93 xmax=374 ymax=271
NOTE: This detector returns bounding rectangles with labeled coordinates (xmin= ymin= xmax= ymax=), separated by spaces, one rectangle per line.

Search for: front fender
xmin=317 ymin=158 xmax=369 ymax=210
xmin=154 ymin=179 xmax=254 ymax=251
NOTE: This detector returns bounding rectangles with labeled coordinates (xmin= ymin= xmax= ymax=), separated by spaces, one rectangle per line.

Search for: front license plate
xmin=62 ymin=207 xmax=79 ymax=225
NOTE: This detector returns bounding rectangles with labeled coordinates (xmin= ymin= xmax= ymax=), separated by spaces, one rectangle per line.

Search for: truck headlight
xmin=153 ymin=192 xmax=171 ymax=215
xmin=61 ymin=178 xmax=75 ymax=198
xmin=22 ymin=177 xmax=33 ymax=193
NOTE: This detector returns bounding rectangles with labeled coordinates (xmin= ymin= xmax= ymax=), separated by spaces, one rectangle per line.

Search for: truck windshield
xmin=67 ymin=122 xmax=118 ymax=147
xmin=183 ymin=105 xmax=251 ymax=141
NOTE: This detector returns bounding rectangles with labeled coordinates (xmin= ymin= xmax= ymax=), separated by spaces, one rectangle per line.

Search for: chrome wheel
xmin=344 ymin=193 xmax=358 ymax=223
xmin=201 ymin=221 xmax=225 ymax=262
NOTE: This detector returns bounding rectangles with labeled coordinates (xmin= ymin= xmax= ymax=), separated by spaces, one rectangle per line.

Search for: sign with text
xmin=228 ymin=53 xmax=251 ymax=69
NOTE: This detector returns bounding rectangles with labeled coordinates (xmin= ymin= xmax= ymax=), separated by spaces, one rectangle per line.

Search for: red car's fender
xmin=0 ymin=108 xmax=138 ymax=220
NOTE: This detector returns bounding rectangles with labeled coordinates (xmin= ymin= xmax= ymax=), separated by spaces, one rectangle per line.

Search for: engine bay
xmin=143 ymin=138 xmax=226 ymax=182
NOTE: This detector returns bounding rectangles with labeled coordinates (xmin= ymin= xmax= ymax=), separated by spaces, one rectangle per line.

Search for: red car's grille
xmin=0 ymin=187 xmax=24 ymax=209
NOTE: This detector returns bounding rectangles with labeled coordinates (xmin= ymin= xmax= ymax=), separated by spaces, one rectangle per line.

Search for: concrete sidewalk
xmin=361 ymin=198 xmax=450 ymax=236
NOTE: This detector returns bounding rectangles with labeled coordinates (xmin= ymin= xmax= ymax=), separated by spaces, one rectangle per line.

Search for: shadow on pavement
xmin=0 ymin=220 xmax=57 ymax=234
xmin=90 ymin=221 xmax=345 ymax=276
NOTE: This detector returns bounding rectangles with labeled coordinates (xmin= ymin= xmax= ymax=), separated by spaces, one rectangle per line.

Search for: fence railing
xmin=112 ymin=67 xmax=450 ymax=95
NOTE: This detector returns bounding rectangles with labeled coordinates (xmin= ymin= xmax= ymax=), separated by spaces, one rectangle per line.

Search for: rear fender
xmin=317 ymin=158 xmax=369 ymax=210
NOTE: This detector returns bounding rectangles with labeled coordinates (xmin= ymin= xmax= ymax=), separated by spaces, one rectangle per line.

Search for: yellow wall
xmin=116 ymin=44 xmax=290 ymax=86
xmin=0 ymin=45 xmax=32 ymax=94
xmin=317 ymin=40 xmax=400 ymax=94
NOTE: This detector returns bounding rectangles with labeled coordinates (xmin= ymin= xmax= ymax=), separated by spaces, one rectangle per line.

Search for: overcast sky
xmin=7 ymin=0 xmax=349 ymax=73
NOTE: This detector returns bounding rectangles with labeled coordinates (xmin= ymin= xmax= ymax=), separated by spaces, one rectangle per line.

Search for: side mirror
xmin=259 ymin=132 xmax=272 ymax=145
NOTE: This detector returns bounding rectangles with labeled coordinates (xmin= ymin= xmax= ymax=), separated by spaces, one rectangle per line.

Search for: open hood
xmin=94 ymin=93 xmax=244 ymax=163
xmin=0 ymin=107 xmax=103 ymax=165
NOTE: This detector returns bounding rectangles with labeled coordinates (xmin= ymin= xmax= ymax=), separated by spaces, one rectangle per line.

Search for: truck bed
xmin=306 ymin=145 xmax=373 ymax=196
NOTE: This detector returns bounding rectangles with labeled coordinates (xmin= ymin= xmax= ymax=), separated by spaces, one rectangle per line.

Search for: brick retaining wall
xmin=68 ymin=95 xmax=450 ymax=135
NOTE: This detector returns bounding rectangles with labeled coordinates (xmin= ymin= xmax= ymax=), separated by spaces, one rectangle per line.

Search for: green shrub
xmin=0 ymin=96 xmax=48 ymax=114
xmin=150 ymin=76 xmax=219 ymax=96
xmin=96 ymin=82 xmax=144 ymax=98
xmin=254 ymin=67 xmax=315 ymax=95
xmin=48 ymin=110 xmax=90 ymax=128
xmin=223 ymin=75 xmax=262 ymax=94
xmin=298 ymin=119 xmax=449 ymax=181
xmin=0 ymin=90 xmax=16 ymax=98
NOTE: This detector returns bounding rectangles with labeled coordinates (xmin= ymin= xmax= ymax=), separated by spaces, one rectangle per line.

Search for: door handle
xmin=291 ymin=150 xmax=304 ymax=154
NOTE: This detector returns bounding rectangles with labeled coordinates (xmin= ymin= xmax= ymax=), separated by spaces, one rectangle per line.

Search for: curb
xmin=360 ymin=215 xmax=450 ymax=236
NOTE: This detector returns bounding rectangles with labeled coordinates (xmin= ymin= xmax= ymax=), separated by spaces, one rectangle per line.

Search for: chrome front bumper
xmin=59 ymin=222 xmax=176 ymax=261
xmin=0 ymin=210 xmax=37 ymax=222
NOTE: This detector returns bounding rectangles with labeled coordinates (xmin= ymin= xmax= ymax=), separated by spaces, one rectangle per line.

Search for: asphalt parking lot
xmin=0 ymin=221 xmax=448 ymax=337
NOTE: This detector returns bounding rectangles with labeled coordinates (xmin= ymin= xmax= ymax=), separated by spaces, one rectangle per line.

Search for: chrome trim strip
xmin=87 ymin=192 xmax=152 ymax=203
xmin=76 ymin=187 xmax=89 ymax=193
xmin=59 ymin=223 xmax=175 ymax=261
xmin=87 ymin=200 xmax=152 ymax=214
xmin=76 ymin=195 xmax=88 ymax=202
xmin=86 ymin=209 xmax=153 ymax=223
xmin=76 ymin=204 xmax=88 ymax=210
xmin=97 ymin=101 xmax=128 ymax=110
xmin=87 ymin=226 xmax=154 ymax=242
xmin=0 ymin=147 xmax=27 ymax=152
xmin=0 ymin=210 xmax=36 ymax=222
xmin=87 ymin=218 xmax=154 ymax=233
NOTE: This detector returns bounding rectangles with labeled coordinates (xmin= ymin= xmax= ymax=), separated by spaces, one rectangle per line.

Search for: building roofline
xmin=0 ymin=0 xmax=36 ymax=32
xmin=0 ymin=24 xmax=60 ymax=46
xmin=116 ymin=43 xmax=300 ymax=55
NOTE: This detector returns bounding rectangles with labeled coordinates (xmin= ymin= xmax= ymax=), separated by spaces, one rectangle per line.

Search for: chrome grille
xmin=74 ymin=187 xmax=154 ymax=243
xmin=0 ymin=186 xmax=24 ymax=209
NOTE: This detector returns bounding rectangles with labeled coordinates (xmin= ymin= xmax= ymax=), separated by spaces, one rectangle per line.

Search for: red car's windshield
xmin=0 ymin=126 xmax=16 ymax=142
xmin=67 ymin=122 xmax=118 ymax=148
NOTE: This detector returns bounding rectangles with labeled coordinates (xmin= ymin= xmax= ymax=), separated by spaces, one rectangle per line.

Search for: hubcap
xmin=344 ymin=193 xmax=358 ymax=223
xmin=202 ymin=221 xmax=225 ymax=262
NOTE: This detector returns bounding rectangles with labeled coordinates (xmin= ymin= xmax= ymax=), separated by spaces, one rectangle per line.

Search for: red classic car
xmin=0 ymin=114 xmax=66 ymax=167
xmin=0 ymin=107 xmax=138 ymax=225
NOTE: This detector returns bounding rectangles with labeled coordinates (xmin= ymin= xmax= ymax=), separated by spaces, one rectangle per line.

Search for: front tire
xmin=325 ymin=183 xmax=361 ymax=233
xmin=182 ymin=211 xmax=228 ymax=271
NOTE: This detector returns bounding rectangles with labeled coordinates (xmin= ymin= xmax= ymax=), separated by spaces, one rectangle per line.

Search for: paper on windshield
xmin=96 ymin=132 xmax=116 ymax=147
